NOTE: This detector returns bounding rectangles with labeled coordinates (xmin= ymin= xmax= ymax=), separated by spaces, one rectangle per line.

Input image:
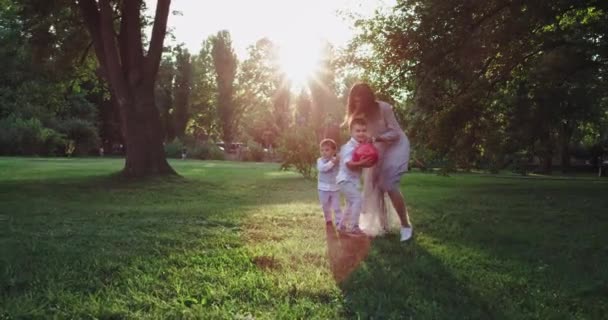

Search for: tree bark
xmin=540 ymin=154 xmax=553 ymax=174
xmin=78 ymin=0 xmax=175 ymax=177
xmin=123 ymin=83 xmax=174 ymax=176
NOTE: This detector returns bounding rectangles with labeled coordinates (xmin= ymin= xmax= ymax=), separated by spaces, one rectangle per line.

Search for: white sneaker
xmin=400 ymin=227 xmax=413 ymax=242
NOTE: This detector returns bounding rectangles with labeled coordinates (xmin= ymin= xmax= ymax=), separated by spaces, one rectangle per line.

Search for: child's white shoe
xmin=400 ymin=227 xmax=413 ymax=242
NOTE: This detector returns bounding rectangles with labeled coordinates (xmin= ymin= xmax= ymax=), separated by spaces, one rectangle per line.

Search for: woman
xmin=345 ymin=82 xmax=413 ymax=241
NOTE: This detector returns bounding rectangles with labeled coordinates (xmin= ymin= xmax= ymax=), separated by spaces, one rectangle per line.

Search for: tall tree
xmin=211 ymin=30 xmax=238 ymax=146
xmin=78 ymin=0 xmax=175 ymax=177
xmin=348 ymin=0 xmax=608 ymax=169
xmin=309 ymin=43 xmax=339 ymax=140
xmin=190 ymin=38 xmax=218 ymax=141
xmin=155 ymin=57 xmax=175 ymax=142
xmin=295 ymin=88 xmax=312 ymax=125
xmin=237 ymin=38 xmax=291 ymax=147
xmin=0 ymin=1 xmax=103 ymax=156
xmin=173 ymin=45 xmax=192 ymax=139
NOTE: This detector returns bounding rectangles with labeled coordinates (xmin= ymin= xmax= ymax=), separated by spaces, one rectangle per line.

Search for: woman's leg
xmin=387 ymin=189 xmax=411 ymax=228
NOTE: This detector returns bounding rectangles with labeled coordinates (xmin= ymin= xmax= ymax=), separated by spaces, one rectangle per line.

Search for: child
xmin=336 ymin=118 xmax=375 ymax=236
xmin=317 ymin=139 xmax=342 ymax=226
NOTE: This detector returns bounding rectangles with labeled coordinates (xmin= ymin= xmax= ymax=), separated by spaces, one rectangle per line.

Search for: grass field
xmin=1 ymin=157 xmax=607 ymax=319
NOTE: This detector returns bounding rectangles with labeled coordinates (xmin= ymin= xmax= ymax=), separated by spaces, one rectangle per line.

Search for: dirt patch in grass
xmin=252 ymin=255 xmax=281 ymax=271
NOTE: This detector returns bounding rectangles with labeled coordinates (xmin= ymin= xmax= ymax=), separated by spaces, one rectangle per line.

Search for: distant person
xmin=99 ymin=146 xmax=104 ymax=157
xmin=181 ymin=147 xmax=187 ymax=160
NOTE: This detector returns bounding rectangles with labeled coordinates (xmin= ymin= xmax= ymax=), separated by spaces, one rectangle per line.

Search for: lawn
xmin=0 ymin=157 xmax=607 ymax=319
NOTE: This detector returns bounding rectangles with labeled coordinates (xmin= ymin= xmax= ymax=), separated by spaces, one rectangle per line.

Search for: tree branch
xmin=78 ymin=40 xmax=94 ymax=65
xmin=98 ymin=0 xmax=129 ymax=103
xmin=78 ymin=0 xmax=105 ymax=69
xmin=119 ymin=0 xmax=145 ymax=84
xmin=145 ymin=0 xmax=171 ymax=80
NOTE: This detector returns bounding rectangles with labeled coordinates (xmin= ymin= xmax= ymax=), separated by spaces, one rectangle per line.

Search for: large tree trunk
xmin=78 ymin=0 xmax=175 ymax=177
xmin=539 ymin=154 xmax=553 ymax=174
xmin=122 ymin=84 xmax=175 ymax=177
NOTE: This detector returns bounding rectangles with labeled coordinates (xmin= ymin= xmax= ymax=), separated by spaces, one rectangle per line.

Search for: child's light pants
xmin=339 ymin=181 xmax=361 ymax=228
xmin=318 ymin=190 xmax=342 ymax=223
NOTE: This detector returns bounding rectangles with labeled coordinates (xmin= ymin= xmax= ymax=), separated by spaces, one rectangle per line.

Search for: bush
xmin=509 ymin=151 xmax=530 ymax=176
xmin=42 ymin=128 xmax=67 ymax=156
xmin=242 ymin=142 xmax=266 ymax=162
xmin=208 ymin=144 xmax=225 ymax=160
xmin=0 ymin=115 xmax=66 ymax=155
xmin=190 ymin=143 xmax=225 ymax=160
xmin=164 ymin=138 xmax=185 ymax=158
xmin=278 ymin=125 xmax=319 ymax=179
xmin=190 ymin=144 xmax=209 ymax=160
xmin=57 ymin=118 xmax=100 ymax=155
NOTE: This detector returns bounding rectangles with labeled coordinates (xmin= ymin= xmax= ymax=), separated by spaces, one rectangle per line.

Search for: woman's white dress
xmin=359 ymin=101 xmax=410 ymax=236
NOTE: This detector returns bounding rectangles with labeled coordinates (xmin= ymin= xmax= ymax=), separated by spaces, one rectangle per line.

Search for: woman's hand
xmin=367 ymin=136 xmax=382 ymax=144
xmin=346 ymin=156 xmax=374 ymax=170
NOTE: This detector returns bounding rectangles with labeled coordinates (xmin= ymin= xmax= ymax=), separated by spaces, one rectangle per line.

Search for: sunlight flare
xmin=277 ymin=38 xmax=323 ymax=90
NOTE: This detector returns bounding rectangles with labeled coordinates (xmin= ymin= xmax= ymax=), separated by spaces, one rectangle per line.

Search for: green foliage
xmin=347 ymin=0 xmax=608 ymax=171
xmin=0 ymin=2 xmax=103 ymax=157
xmin=58 ymin=118 xmax=100 ymax=155
xmin=173 ymin=45 xmax=193 ymax=139
xmin=211 ymin=30 xmax=239 ymax=145
xmin=509 ymin=151 xmax=531 ymax=176
xmin=241 ymin=141 xmax=266 ymax=162
xmin=155 ymin=57 xmax=176 ymax=142
xmin=189 ymin=38 xmax=218 ymax=141
xmin=237 ymin=38 xmax=282 ymax=147
xmin=190 ymin=143 xmax=225 ymax=160
xmin=164 ymin=138 xmax=185 ymax=159
xmin=278 ymin=125 xmax=319 ymax=179
xmin=0 ymin=115 xmax=66 ymax=155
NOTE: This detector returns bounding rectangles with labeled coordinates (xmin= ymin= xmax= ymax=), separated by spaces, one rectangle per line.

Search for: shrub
xmin=278 ymin=125 xmax=319 ymax=179
xmin=0 ymin=115 xmax=66 ymax=155
xmin=190 ymin=144 xmax=210 ymax=160
xmin=57 ymin=118 xmax=100 ymax=155
xmin=510 ymin=151 xmax=530 ymax=176
xmin=208 ymin=143 xmax=225 ymax=160
xmin=164 ymin=138 xmax=185 ymax=159
xmin=242 ymin=142 xmax=266 ymax=162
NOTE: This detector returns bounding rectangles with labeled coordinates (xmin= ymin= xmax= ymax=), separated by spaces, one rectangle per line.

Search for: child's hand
xmin=332 ymin=155 xmax=339 ymax=164
xmin=360 ymin=156 xmax=375 ymax=167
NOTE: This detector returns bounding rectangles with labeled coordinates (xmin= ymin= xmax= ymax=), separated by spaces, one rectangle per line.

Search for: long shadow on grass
xmin=325 ymin=226 xmax=503 ymax=319
xmin=0 ymin=173 xmax=266 ymax=317
xmin=409 ymin=180 xmax=608 ymax=317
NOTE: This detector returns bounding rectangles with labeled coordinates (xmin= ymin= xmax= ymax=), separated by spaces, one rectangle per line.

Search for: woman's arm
xmin=375 ymin=102 xmax=402 ymax=143
xmin=346 ymin=157 xmax=374 ymax=170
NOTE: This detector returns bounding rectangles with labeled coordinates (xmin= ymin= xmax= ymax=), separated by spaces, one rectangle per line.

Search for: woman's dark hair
xmin=343 ymin=82 xmax=379 ymax=127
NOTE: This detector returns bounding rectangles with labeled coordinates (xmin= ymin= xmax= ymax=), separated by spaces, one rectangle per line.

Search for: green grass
xmin=0 ymin=157 xmax=607 ymax=319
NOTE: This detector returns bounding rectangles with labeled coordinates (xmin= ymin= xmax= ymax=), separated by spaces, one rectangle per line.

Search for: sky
xmin=146 ymin=0 xmax=395 ymax=58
